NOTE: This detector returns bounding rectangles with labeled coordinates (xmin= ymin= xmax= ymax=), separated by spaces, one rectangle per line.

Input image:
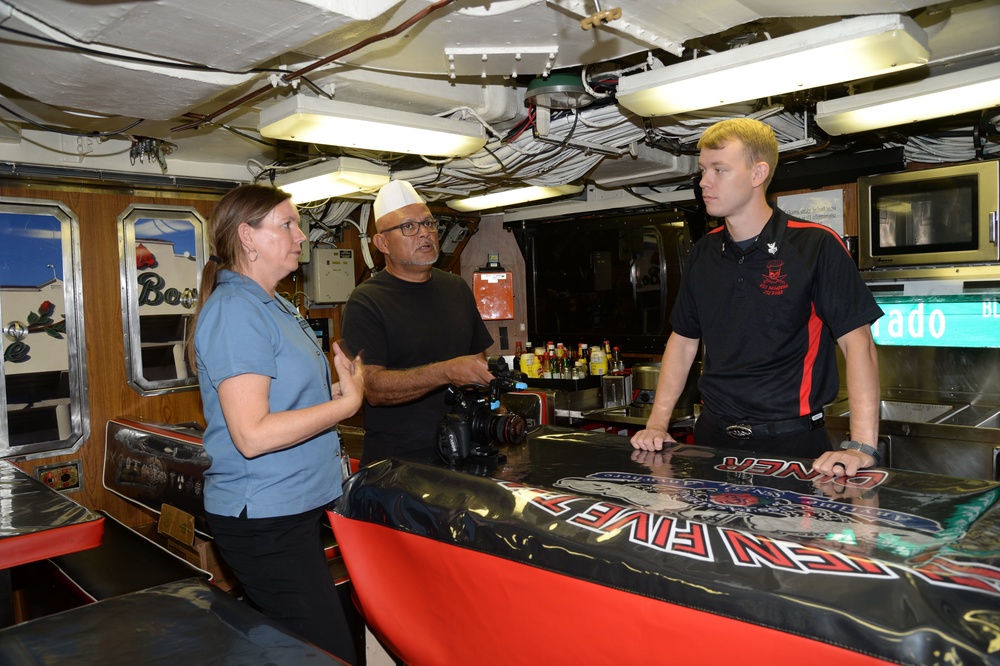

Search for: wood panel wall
xmin=2 ymin=181 xmax=218 ymax=525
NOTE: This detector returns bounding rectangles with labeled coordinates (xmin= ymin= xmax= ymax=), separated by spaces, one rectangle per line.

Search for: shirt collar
xmin=721 ymin=206 xmax=785 ymax=258
xmin=217 ymin=269 xmax=273 ymax=304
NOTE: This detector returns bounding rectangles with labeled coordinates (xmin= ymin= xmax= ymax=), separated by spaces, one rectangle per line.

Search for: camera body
xmin=436 ymin=356 xmax=528 ymax=468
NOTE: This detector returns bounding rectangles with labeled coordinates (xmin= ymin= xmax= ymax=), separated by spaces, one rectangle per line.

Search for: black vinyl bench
xmin=48 ymin=511 xmax=210 ymax=603
xmin=44 ymin=511 xmax=362 ymax=659
xmin=0 ymin=578 xmax=348 ymax=665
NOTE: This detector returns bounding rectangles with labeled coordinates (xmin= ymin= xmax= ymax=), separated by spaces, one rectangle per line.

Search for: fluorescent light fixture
xmin=815 ymin=62 xmax=1000 ymax=135
xmin=447 ymin=184 xmax=583 ymax=212
xmin=617 ymin=14 xmax=929 ymax=117
xmin=259 ymin=96 xmax=487 ymax=157
xmin=273 ymin=157 xmax=390 ymax=204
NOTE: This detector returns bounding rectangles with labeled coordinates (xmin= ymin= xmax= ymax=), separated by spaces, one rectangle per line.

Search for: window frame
xmin=0 ymin=196 xmax=90 ymax=459
xmin=118 ymin=204 xmax=208 ymax=396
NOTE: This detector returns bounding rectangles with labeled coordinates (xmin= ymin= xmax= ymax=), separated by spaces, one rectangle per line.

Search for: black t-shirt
xmin=341 ymin=268 xmax=493 ymax=465
xmin=670 ymin=207 xmax=883 ymax=422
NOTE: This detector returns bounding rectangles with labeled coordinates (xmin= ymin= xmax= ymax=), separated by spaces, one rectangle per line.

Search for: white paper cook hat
xmin=374 ymin=180 xmax=425 ymax=221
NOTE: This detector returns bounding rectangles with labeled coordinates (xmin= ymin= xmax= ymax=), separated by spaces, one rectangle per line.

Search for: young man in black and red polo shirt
xmin=631 ymin=118 xmax=883 ymax=478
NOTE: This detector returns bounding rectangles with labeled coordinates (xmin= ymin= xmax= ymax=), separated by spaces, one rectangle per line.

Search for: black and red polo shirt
xmin=670 ymin=206 xmax=883 ymax=423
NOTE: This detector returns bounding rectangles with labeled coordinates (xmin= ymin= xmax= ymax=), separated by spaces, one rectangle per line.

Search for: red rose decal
xmin=136 ymin=243 xmax=157 ymax=269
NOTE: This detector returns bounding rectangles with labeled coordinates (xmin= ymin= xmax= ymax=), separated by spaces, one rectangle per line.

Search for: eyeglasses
xmin=379 ymin=218 xmax=439 ymax=236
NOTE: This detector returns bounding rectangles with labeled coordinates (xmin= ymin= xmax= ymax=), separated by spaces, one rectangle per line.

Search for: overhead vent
xmin=589 ymin=144 xmax=697 ymax=187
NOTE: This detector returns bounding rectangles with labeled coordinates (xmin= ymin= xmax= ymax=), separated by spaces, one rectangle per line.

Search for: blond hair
xmin=698 ymin=118 xmax=779 ymax=189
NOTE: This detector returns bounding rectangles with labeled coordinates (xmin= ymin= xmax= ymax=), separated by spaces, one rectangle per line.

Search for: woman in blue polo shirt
xmin=188 ymin=184 xmax=363 ymax=663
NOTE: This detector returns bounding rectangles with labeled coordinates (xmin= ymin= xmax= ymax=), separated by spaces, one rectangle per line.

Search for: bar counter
xmin=330 ymin=425 xmax=1000 ymax=665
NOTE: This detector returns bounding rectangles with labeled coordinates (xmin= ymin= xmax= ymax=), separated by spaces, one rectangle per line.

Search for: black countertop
xmin=335 ymin=425 xmax=1000 ymax=665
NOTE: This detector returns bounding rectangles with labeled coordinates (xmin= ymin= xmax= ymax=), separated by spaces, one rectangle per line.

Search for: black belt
xmin=707 ymin=408 xmax=826 ymax=440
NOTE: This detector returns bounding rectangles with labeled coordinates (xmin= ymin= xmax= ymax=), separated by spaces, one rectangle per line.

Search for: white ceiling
xmin=1 ymin=0 xmax=998 ymax=210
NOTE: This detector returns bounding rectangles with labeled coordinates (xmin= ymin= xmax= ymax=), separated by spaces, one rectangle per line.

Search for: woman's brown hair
xmin=184 ymin=184 xmax=292 ymax=371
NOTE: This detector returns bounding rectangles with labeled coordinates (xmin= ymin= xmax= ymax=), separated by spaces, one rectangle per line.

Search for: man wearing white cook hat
xmin=340 ymin=179 xmax=495 ymax=466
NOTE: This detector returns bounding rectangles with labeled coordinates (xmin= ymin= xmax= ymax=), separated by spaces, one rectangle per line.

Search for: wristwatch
xmin=840 ymin=440 xmax=882 ymax=467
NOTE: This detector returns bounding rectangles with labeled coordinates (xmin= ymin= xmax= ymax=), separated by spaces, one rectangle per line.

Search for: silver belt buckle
xmin=725 ymin=424 xmax=754 ymax=439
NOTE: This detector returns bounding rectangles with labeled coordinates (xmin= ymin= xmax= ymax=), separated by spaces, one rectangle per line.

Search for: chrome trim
xmin=118 ymin=204 xmax=207 ymax=396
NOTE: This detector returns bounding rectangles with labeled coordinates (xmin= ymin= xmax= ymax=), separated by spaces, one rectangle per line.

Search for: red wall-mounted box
xmin=473 ymin=271 xmax=514 ymax=320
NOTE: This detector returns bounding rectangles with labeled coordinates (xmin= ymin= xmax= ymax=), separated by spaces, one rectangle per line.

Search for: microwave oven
xmin=857 ymin=160 xmax=999 ymax=278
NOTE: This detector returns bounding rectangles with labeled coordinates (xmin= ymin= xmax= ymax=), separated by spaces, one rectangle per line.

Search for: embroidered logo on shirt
xmin=760 ymin=259 xmax=788 ymax=296
xmin=767 ymin=242 xmax=778 ymax=255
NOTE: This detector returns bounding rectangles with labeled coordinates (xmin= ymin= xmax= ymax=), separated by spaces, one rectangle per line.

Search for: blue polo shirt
xmin=195 ymin=270 xmax=341 ymax=518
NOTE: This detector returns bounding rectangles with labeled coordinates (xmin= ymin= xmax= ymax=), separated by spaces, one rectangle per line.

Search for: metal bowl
xmin=630 ymin=362 xmax=660 ymax=391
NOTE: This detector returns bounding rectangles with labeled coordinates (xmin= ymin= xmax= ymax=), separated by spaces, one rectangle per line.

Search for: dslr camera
xmin=436 ymin=356 xmax=528 ymax=468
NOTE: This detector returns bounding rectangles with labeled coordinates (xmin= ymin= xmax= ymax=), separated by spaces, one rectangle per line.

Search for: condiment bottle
xmin=520 ymin=342 xmax=536 ymax=376
xmin=589 ymin=344 xmax=608 ymax=376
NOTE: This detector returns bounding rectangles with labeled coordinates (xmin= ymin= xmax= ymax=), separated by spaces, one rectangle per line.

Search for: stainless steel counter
xmin=583 ymin=395 xmax=1000 ymax=481
xmin=824 ymin=397 xmax=1000 ymax=481
xmin=581 ymin=404 xmax=654 ymax=426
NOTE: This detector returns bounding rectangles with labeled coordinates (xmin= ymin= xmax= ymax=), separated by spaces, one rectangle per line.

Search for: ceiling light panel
xmin=815 ymin=62 xmax=1000 ymax=135
xmin=447 ymin=184 xmax=583 ymax=212
xmin=259 ymin=96 xmax=488 ymax=157
xmin=617 ymin=14 xmax=930 ymax=117
xmin=273 ymin=157 xmax=390 ymax=204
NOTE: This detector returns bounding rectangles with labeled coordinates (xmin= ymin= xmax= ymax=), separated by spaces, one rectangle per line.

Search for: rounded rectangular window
xmin=119 ymin=204 xmax=207 ymax=395
xmin=1 ymin=198 xmax=89 ymax=457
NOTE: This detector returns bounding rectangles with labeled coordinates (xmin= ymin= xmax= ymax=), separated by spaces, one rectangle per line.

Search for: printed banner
xmin=339 ymin=426 xmax=1000 ymax=665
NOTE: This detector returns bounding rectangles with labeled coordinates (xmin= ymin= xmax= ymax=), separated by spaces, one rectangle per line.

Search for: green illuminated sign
xmin=872 ymin=299 xmax=1000 ymax=348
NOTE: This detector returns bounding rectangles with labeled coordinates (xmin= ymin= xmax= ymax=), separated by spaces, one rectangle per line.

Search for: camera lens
xmin=486 ymin=413 xmax=526 ymax=445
